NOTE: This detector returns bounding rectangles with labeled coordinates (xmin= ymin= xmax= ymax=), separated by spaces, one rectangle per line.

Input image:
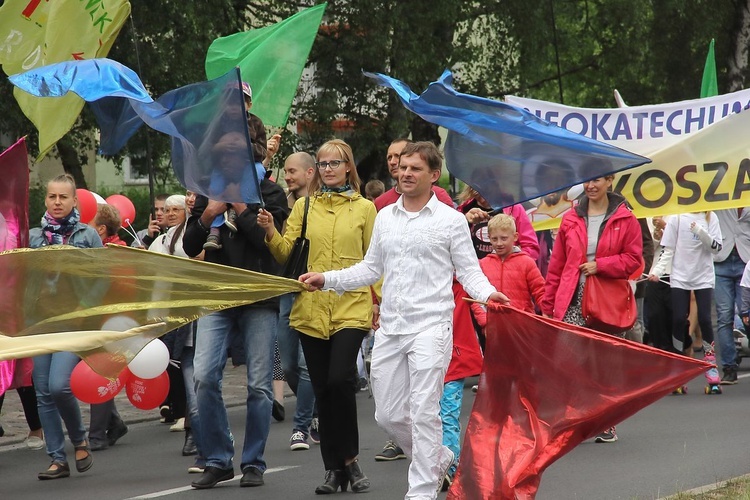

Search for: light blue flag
xmin=365 ymin=70 xmax=651 ymax=208
xmin=10 ymin=59 xmax=263 ymax=205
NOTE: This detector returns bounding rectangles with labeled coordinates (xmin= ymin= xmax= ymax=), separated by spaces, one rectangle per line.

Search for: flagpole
xmin=129 ymin=13 xmax=156 ymax=219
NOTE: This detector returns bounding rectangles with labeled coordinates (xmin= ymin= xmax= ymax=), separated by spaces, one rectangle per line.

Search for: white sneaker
xmin=169 ymin=418 xmax=185 ymax=432
xmin=25 ymin=435 xmax=45 ymax=450
xmin=436 ymin=448 xmax=456 ymax=495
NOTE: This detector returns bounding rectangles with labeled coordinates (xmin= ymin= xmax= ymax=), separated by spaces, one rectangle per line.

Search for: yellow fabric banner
xmin=0 ymin=0 xmax=131 ymax=158
xmin=0 ymin=245 xmax=303 ymax=376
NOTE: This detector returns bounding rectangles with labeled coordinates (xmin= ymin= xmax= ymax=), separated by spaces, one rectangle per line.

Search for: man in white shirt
xmin=301 ymin=141 xmax=509 ymax=500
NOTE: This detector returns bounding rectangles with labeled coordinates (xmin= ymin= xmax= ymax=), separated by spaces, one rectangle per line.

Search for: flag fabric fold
xmin=0 ymin=137 xmax=29 ymax=250
xmin=10 ymin=59 xmax=263 ymax=204
xmin=701 ymin=39 xmax=718 ymax=99
xmin=205 ymin=3 xmax=327 ymax=127
xmin=0 ymin=0 xmax=131 ymax=158
xmin=448 ymin=306 xmax=709 ymax=500
xmin=0 ymin=245 xmax=304 ymax=377
xmin=365 ymin=70 xmax=650 ymax=209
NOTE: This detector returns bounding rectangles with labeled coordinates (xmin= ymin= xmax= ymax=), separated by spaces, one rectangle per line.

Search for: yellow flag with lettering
xmin=0 ymin=0 xmax=131 ymax=159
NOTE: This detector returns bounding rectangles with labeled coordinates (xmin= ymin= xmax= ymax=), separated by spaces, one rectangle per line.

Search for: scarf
xmin=321 ymin=183 xmax=353 ymax=194
xmin=41 ymin=208 xmax=80 ymax=245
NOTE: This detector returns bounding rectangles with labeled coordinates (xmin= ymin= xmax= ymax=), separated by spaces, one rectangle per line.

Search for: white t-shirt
xmin=660 ymin=212 xmax=722 ymax=290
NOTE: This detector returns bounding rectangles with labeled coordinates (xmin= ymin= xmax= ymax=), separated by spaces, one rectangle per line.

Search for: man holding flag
xmin=300 ymin=141 xmax=509 ymax=499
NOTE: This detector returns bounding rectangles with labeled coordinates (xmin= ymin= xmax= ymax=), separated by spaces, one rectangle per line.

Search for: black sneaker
xmin=375 ymin=440 xmax=406 ymax=461
xmin=224 ymin=209 xmax=238 ymax=233
xmin=289 ymin=430 xmax=310 ymax=451
xmin=720 ymin=366 xmax=738 ymax=385
xmin=309 ymin=417 xmax=321 ymax=444
xmin=594 ymin=427 xmax=618 ymax=443
xmin=107 ymin=421 xmax=128 ymax=447
xmin=203 ymin=234 xmax=222 ymax=250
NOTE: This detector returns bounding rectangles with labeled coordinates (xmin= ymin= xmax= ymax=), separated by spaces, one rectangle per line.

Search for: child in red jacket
xmin=471 ymin=214 xmax=546 ymax=328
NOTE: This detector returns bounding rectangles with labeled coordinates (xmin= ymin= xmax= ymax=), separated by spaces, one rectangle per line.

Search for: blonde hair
xmin=48 ymin=173 xmax=77 ymax=194
xmin=309 ymin=139 xmax=361 ymax=193
xmin=458 ymin=185 xmax=480 ymax=203
xmin=487 ymin=213 xmax=516 ymax=234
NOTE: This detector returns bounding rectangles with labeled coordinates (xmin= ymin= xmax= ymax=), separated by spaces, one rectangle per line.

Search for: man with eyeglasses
xmin=374 ymin=138 xmax=454 ymax=212
xmin=300 ymin=141 xmax=509 ymax=500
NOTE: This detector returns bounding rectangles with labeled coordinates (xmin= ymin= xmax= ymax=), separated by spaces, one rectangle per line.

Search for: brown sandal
xmin=74 ymin=441 xmax=93 ymax=473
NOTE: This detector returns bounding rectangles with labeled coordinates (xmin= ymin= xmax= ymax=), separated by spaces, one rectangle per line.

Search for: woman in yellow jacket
xmin=258 ymin=139 xmax=375 ymax=494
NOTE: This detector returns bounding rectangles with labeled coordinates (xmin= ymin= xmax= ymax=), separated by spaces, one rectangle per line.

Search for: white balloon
xmin=91 ymin=192 xmax=107 ymax=205
xmin=101 ymin=315 xmax=139 ymax=332
xmin=128 ymin=339 xmax=169 ymax=379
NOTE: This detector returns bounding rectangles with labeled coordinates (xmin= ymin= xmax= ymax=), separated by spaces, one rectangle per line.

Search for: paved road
xmin=1 ymin=366 xmax=749 ymax=499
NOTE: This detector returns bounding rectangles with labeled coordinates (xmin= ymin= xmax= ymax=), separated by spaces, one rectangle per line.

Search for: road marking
xmin=124 ymin=465 xmax=299 ymax=499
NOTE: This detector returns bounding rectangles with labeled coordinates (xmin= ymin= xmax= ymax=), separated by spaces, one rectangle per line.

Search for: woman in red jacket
xmin=541 ymin=173 xmax=642 ymax=443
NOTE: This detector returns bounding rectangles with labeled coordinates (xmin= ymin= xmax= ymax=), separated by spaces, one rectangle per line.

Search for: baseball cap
xmin=241 ymin=82 xmax=252 ymax=99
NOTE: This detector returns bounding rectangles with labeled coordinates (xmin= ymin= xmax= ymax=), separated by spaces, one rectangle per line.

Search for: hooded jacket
xmin=266 ymin=190 xmax=377 ymax=339
xmin=471 ymin=249 xmax=545 ymax=326
xmin=541 ymin=192 xmax=642 ymax=320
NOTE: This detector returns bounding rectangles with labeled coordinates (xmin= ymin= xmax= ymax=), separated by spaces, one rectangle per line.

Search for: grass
xmin=665 ymin=476 xmax=750 ymax=499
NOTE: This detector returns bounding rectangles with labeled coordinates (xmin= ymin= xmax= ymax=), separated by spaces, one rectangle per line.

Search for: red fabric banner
xmin=448 ymin=306 xmax=710 ymax=500
xmin=0 ymin=137 xmax=29 ymax=250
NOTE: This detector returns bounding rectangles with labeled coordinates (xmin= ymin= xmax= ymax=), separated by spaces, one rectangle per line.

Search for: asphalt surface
xmin=1 ymin=363 xmax=749 ymax=499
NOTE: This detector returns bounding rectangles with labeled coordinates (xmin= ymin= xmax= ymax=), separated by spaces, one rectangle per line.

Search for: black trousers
xmin=645 ymin=280 xmax=674 ymax=352
xmin=299 ymin=328 xmax=368 ymax=471
xmin=671 ymin=287 xmax=714 ymax=351
xmin=0 ymin=385 xmax=41 ymax=431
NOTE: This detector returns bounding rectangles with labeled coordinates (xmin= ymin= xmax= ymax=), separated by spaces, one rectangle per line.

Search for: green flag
xmin=700 ymin=38 xmax=718 ymax=98
xmin=205 ymin=3 xmax=327 ymax=127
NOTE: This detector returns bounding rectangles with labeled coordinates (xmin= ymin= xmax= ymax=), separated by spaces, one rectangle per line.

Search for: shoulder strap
xmin=300 ymin=196 xmax=310 ymax=238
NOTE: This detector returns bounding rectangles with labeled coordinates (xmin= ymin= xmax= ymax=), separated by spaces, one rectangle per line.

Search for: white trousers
xmin=371 ymin=322 xmax=454 ymax=500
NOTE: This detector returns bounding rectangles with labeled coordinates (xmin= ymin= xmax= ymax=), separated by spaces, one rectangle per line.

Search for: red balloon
xmin=76 ymin=189 xmax=97 ymax=224
xmin=105 ymin=194 xmax=137 ymax=228
xmin=70 ymin=361 xmax=126 ymax=404
xmin=126 ymin=371 xmax=169 ymax=410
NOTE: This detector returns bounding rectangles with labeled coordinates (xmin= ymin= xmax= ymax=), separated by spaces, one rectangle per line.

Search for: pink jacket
xmin=541 ymin=193 xmax=643 ymax=320
xmin=472 ymin=251 xmax=545 ymax=326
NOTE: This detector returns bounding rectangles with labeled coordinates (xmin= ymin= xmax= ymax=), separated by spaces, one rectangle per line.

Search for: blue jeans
xmin=194 ymin=306 xmax=277 ymax=471
xmin=33 ymin=351 xmax=87 ymax=463
xmin=440 ymin=380 xmax=464 ymax=477
xmin=714 ymin=252 xmax=745 ymax=368
xmin=276 ymin=293 xmax=315 ymax=434
xmin=181 ymin=342 xmax=204 ymax=459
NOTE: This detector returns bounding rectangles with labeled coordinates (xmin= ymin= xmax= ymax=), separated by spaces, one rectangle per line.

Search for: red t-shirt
xmin=374 ymin=185 xmax=454 ymax=212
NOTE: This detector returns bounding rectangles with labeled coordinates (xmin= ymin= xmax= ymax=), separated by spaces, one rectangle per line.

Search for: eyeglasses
xmin=316 ymin=159 xmax=347 ymax=170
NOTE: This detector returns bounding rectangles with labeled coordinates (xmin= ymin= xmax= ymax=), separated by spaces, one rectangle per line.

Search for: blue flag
xmin=365 ymin=70 xmax=651 ymax=208
xmin=10 ymin=59 xmax=263 ymax=205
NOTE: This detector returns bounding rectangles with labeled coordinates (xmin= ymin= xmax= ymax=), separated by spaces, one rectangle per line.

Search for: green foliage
xmin=0 ymin=0 xmax=745 ymax=196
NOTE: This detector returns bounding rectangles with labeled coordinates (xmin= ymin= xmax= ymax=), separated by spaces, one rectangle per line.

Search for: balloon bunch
xmin=71 ymin=339 xmax=170 ymax=410
xmin=75 ymin=189 xmax=137 ymax=233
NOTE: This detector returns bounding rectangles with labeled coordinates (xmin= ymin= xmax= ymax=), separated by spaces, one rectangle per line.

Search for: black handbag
xmin=281 ymin=196 xmax=310 ymax=279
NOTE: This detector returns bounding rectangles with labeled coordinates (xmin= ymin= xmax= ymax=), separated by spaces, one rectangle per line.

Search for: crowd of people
xmin=2 ymin=79 xmax=750 ymax=500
